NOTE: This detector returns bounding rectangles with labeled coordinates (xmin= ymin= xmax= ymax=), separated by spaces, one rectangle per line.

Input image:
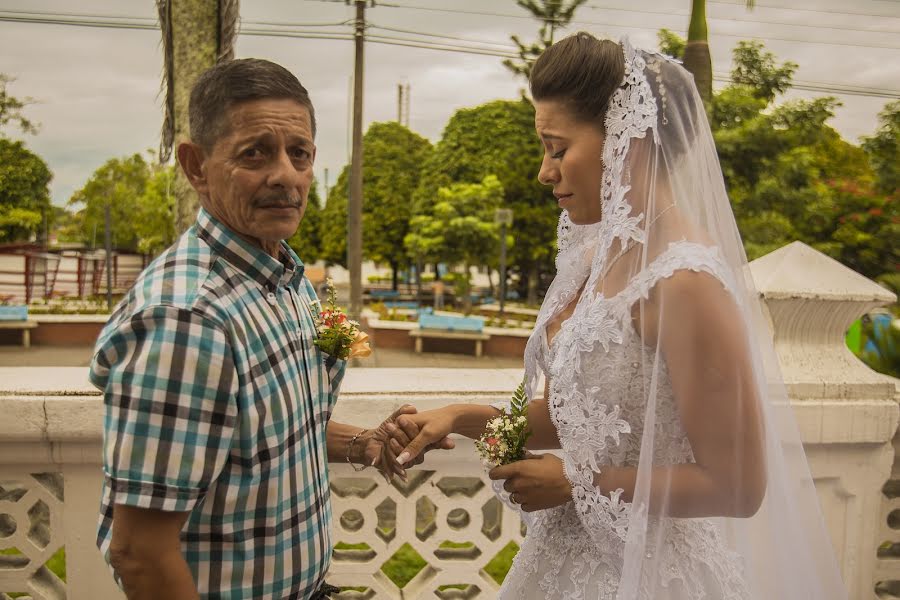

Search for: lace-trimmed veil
xmin=515 ymin=37 xmax=847 ymax=598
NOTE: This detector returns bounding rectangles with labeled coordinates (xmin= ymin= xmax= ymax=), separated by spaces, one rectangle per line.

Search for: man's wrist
xmin=347 ymin=428 xmax=370 ymax=467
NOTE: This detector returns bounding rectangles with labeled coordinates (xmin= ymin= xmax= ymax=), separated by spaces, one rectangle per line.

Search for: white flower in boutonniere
xmin=313 ymin=279 xmax=372 ymax=360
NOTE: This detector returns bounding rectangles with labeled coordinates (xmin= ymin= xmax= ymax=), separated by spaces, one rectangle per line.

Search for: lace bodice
xmin=498 ymin=243 xmax=750 ymax=599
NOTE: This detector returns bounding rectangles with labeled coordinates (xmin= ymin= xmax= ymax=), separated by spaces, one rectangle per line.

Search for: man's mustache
xmin=255 ymin=194 xmax=303 ymax=209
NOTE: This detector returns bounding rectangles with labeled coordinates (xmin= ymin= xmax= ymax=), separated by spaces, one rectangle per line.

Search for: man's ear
xmin=176 ymin=142 xmax=209 ymax=195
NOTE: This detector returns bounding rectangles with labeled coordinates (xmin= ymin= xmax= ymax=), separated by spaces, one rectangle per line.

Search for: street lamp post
xmin=494 ymin=208 xmax=513 ymax=321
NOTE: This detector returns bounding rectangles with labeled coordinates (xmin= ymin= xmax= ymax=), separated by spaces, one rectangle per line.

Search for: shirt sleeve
xmin=90 ymin=305 xmax=239 ymax=512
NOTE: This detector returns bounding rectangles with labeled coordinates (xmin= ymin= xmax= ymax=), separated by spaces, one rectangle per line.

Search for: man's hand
xmin=366 ymin=405 xmax=454 ymax=482
xmin=489 ymin=453 xmax=572 ymax=512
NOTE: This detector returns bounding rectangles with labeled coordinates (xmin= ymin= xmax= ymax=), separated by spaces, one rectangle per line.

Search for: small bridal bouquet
xmin=476 ymin=378 xmax=532 ymax=466
xmin=313 ymin=279 xmax=372 ymax=360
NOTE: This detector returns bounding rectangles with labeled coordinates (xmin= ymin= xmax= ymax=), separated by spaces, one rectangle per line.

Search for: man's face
xmin=193 ymin=98 xmax=316 ymax=252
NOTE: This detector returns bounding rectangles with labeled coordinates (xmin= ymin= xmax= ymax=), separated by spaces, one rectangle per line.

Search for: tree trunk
xmin=462 ymin=264 xmax=473 ymax=315
xmin=526 ymin=264 xmax=539 ymax=306
xmin=391 ymin=261 xmax=399 ymax=291
xmin=683 ymin=0 xmax=712 ymax=105
xmin=159 ymin=0 xmax=239 ymax=234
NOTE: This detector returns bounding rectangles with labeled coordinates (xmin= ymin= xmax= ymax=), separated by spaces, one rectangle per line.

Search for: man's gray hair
xmin=189 ymin=58 xmax=316 ymax=151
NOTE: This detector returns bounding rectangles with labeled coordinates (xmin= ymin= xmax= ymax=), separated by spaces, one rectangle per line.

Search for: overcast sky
xmin=1 ymin=0 xmax=898 ymax=207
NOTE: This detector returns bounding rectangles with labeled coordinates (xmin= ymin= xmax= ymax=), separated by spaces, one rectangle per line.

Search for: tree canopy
xmin=413 ymin=99 xmax=557 ymax=303
xmin=320 ymin=121 xmax=433 ymax=288
xmin=0 ymin=74 xmax=51 ymax=244
xmin=66 ymin=153 xmax=176 ymax=254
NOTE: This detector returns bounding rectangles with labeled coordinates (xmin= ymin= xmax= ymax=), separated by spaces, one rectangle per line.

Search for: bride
xmin=394 ymin=33 xmax=847 ymax=599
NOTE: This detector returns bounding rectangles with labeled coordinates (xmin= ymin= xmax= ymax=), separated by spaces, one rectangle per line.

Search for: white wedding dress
xmin=493 ymin=37 xmax=847 ymax=600
xmin=498 ymin=243 xmax=751 ymax=600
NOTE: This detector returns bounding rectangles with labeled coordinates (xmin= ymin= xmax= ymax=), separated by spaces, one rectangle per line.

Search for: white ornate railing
xmin=0 ymin=242 xmax=897 ymax=600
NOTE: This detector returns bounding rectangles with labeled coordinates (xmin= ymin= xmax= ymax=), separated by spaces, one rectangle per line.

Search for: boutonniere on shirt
xmin=313 ymin=278 xmax=372 ymax=360
xmin=475 ymin=378 xmax=532 ymax=466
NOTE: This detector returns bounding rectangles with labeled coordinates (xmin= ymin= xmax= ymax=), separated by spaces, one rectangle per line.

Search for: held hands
xmin=393 ymin=407 xmax=459 ymax=467
xmin=489 ymin=453 xmax=573 ymax=513
xmin=366 ymin=405 xmax=455 ymax=482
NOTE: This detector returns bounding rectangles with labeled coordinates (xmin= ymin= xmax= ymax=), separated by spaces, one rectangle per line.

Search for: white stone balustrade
xmin=0 ymin=241 xmax=897 ymax=599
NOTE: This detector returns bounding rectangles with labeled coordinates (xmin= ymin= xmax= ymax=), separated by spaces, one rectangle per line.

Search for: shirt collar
xmin=195 ymin=207 xmax=306 ymax=291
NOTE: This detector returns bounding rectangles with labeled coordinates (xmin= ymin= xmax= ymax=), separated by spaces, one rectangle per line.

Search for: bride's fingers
xmin=390 ymin=438 xmax=405 ymax=457
xmin=395 ymin=415 xmax=420 ymax=443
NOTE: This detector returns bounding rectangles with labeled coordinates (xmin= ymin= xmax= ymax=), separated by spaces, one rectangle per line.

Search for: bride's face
xmin=534 ymin=99 xmax=605 ymax=225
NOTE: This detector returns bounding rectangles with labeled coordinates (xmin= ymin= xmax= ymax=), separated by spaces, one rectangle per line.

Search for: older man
xmin=89 ymin=58 xmax=444 ymax=599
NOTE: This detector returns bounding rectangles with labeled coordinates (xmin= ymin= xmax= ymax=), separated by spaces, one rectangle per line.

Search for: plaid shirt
xmin=90 ymin=208 xmax=346 ymax=599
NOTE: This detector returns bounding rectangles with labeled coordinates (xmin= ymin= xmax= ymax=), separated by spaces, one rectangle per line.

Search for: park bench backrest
xmin=418 ymin=313 xmax=485 ymax=332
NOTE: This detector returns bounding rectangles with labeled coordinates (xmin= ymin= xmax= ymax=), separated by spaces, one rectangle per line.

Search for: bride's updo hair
xmin=530 ymin=32 xmax=624 ymax=125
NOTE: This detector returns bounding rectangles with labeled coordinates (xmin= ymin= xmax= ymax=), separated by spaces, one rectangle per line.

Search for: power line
xmin=709 ymin=1 xmax=900 ymax=21
xmin=368 ymin=22 xmax=518 ymax=49
xmin=376 ymin=1 xmax=900 ymax=50
xmin=1 ymin=10 xmax=896 ymax=98
xmin=584 ymin=2 xmax=900 ymax=35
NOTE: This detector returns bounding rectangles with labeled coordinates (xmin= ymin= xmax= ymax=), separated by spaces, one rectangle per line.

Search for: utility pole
xmin=397 ymin=82 xmax=410 ymax=127
xmin=348 ymin=0 xmax=368 ymax=319
xmin=104 ymin=202 xmax=113 ymax=312
xmin=495 ymin=208 xmax=513 ymax=320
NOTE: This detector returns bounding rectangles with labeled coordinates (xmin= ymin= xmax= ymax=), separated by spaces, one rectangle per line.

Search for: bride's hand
xmin=395 ymin=407 xmax=458 ymax=466
xmin=489 ymin=453 xmax=573 ymax=512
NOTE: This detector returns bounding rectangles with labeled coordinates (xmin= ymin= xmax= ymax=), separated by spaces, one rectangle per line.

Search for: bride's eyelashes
xmin=551 ymin=148 xmax=567 ymax=160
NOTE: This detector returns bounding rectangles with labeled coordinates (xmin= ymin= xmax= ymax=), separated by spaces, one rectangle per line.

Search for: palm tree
xmin=683 ymin=0 xmax=754 ymax=105
xmin=157 ymin=0 xmax=240 ymax=233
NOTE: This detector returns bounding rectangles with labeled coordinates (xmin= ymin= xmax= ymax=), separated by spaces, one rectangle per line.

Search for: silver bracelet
xmin=347 ymin=429 xmax=369 ymax=471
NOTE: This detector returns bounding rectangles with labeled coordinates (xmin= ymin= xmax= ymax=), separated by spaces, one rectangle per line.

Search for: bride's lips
xmin=555 ymin=193 xmax=573 ymax=207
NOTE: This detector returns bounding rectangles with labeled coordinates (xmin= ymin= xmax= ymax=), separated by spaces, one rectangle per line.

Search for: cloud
xmin=1 ymin=0 xmax=896 ymax=208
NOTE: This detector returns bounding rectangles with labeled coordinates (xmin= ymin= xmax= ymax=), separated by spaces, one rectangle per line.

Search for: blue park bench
xmin=384 ymin=301 xmax=420 ymax=310
xmin=410 ymin=313 xmax=490 ymax=357
xmin=0 ymin=305 xmax=37 ymax=348
xmin=369 ymin=289 xmax=400 ymax=300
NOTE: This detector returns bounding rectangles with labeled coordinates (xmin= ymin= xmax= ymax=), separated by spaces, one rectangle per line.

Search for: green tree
xmin=708 ymin=38 xmax=896 ymax=281
xmin=862 ymin=100 xmax=900 ymax=195
xmin=0 ymin=74 xmax=37 ymax=136
xmin=729 ymin=40 xmax=796 ymax=103
xmin=0 ymin=138 xmax=52 ymax=242
xmin=133 ymin=165 xmax=177 ymax=255
xmin=504 ymin=0 xmax=588 ymax=80
xmin=286 ymin=181 xmax=323 ymax=264
xmin=68 ymin=154 xmax=152 ymax=251
xmin=413 ymin=99 xmax=557 ymax=305
xmin=318 ymin=122 xmax=433 ymax=288
xmin=405 ymin=176 xmax=504 ymax=312
xmin=320 ymin=169 xmax=349 ymax=268
xmin=657 ymin=29 xmax=686 ymax=60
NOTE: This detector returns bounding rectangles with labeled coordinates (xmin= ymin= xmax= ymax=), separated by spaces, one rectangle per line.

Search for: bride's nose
xmin=538 ymin=153 xmax=559 ymax=186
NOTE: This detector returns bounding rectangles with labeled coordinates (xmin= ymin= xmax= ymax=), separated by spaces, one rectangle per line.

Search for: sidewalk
xmin=0 ymin=344 xmax=523 ymax=369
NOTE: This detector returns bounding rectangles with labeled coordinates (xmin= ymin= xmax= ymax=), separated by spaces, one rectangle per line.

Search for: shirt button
xmin=266 ymin=292 xmax=277 ymax=306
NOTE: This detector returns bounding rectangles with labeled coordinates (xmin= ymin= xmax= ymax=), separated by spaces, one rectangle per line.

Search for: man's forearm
xmin=113 ymin=547 xmax=199 ymax=600
xmin=326 ymin=420 xmax=368 ymax=464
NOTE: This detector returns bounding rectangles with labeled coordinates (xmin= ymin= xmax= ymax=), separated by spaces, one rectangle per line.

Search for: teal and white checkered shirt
xmin=90 ymin=208 xmax=345 ymax=599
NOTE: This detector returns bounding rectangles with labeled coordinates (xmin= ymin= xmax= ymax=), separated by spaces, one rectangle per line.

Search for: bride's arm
xmin=593 ymin=270 xmax=767 ymax=518
xmin=395 ymin=381 xmax=560 ymax=465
